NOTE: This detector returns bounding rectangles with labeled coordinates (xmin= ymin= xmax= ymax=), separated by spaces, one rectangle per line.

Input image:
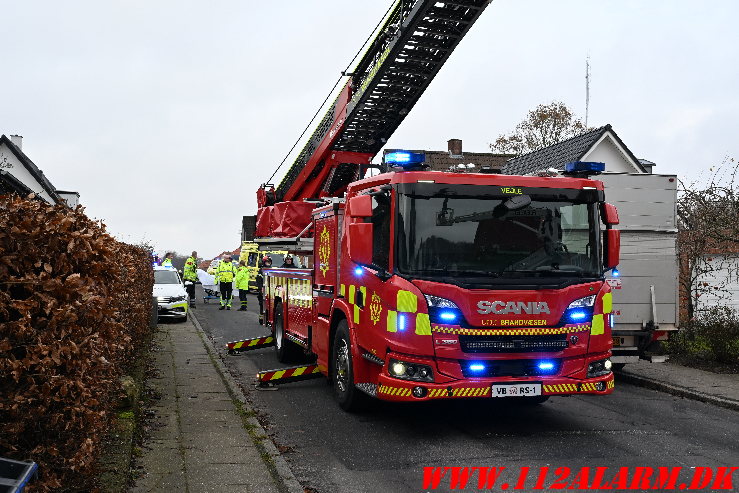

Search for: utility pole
xmin=585 ymin=56 xmax=591 ymax=128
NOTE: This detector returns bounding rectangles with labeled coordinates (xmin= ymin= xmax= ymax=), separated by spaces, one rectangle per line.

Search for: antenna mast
xmin=585 ymin=56 xmax=591 ymax=128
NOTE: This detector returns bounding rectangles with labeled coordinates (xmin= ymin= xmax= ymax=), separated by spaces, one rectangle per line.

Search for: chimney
xmin=448 ymin=138 xmax=462 ymax=157
xmin=10 ymin=135 xmax=23 ymax=150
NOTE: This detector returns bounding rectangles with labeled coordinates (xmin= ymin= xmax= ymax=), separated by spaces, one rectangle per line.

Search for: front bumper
xmin=157 ymin=301 xmax=188 ymax=318
xmin=371 ymin=372 xmax=614 ymax=401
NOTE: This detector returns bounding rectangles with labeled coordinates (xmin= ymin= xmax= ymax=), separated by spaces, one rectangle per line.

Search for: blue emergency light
xmin=611 ymin=268 xmax=620 ymax=277
xmin=537 ymin=361 xmax=557 ymax=373
xmin=568 ymin=309 xmax=588 ymax=321
xmin=564 ymin=161 xmax=605 ymax=174
xmin=468 ymin=363 xmax=486 ymax=372
xmin=384 ymin=150 xmax=426 ymax=167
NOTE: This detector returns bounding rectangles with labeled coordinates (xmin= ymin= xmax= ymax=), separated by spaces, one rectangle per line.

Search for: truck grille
xmin=459 ymin=334 xmax=568 ymax=353
xmin=460 ymin=359 xmax=562 ymax=378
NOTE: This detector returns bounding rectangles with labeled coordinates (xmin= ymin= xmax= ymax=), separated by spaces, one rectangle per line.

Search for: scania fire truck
xmin=239 ymin=0 xmax=620 ymax=410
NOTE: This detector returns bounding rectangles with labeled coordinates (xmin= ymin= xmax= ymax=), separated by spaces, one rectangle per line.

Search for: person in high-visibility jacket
xmin=161 ymin=252 xmax=174 ymax=268
xmin=215 ymin=255 xmax=237 ymax=310
xmin=234 ymin=260 xmax=250 ymax=311
xmin=183 ymin=251 xmax=198 ymax=308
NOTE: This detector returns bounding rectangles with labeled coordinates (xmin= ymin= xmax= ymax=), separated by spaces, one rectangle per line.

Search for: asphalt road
xmin=192 ymin=287 xmax=739 ymax=493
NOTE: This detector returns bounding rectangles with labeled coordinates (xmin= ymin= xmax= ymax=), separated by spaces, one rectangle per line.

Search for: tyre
xmin=273 ymin=302 xmax=302 ymax=363
xmin=332 ymin=320 xmax=367 ymax=412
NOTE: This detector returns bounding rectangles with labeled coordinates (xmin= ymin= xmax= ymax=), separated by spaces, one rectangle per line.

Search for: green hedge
xmin=668 ymin=306 xmax=739 ymax=365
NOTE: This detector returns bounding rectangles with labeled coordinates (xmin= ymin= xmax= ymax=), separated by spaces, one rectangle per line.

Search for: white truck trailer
xmin=599 ymin=173 xmax=679 ymax=366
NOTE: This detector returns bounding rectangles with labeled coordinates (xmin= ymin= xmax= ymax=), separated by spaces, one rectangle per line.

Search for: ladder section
xmin=336 ymin=0 xmax=492 ymax=154
xmin=272 ymin=0 xmax=492 ymax=203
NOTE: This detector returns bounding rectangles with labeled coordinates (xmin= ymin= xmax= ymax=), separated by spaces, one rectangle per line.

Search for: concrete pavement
xmin=616 ymin=359 xmax=739 ymax=412
xmin=130 ymin=314 xmax=302 ymax=493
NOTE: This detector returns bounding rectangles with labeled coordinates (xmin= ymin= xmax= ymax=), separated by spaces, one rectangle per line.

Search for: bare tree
xmin=489 ymin=102 xmax=590 ymax=156
xmin=677 ymin=157 xmax=739 ymax=319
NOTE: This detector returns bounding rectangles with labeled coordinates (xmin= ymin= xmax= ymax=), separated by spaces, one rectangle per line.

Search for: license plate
xmin=612 ymin=337 xmax=623 ymax=347
xmin=491 ymin=383 xmax=541 ymax=398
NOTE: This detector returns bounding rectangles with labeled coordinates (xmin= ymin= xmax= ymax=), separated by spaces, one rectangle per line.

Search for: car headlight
xmin=156 ymin=296 xmax=166 ymax=302
xmin=561 ymin=295 xmax=595 ymax=324
xmin=388 ymin=358 xmax=434 ymax=382
xmin=424 ymin=294 xmax=464 ymax=325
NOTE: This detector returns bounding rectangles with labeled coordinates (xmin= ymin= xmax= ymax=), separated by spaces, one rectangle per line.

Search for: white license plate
xmin=491 ymin=383 xmax=541 ymax=398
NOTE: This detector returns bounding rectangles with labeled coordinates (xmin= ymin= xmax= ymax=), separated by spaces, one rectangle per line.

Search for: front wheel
xmin=273 ymin=302 xmax=301 ymax=363
xmin=332 ymin=321 xmax=366 ymax=412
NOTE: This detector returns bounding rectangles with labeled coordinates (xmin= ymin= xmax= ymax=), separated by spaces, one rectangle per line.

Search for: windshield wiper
xmin=501 ymin=269 xmax=587 ymax=277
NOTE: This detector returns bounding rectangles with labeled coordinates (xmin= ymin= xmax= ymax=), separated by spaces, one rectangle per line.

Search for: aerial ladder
xmin=257 ymin=0 xmax=493 ymax=209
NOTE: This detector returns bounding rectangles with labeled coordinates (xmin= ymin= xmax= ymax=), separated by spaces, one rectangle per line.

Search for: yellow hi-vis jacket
xmin=234 ymin=266 xmax=250 ymax=290
xmin=215 ymin=261 xmax=237 ymax=284
xmin=183 ymin=256 xmax=198 ymax=281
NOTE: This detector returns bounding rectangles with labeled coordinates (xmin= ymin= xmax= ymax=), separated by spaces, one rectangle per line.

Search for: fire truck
xmin=232 ymin=0 xmax=620 ymax=411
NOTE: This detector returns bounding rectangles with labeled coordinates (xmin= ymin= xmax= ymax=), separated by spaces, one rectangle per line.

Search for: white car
xmin=153 ymin=266 xmax=188 ymax=321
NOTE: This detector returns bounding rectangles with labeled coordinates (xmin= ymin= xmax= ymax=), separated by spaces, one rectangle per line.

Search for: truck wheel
xmin=332 ymin=321 xmax=366 ymax=412
xmin=273 ymin=302 xmax=301 ymax=363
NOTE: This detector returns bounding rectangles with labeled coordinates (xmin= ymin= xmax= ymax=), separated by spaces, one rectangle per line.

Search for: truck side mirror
xmin=604 ymin=229 xmax=620 ymax=270
xmin=348 ymin=223 xmax=373 ymax=265
xmin=348 ymin=195 xmax=372 ymax=218
xmin=601 ymin=203 xmax=619 ymax=225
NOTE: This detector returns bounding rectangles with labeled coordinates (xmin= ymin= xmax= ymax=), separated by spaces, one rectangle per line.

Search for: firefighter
xmin=281 ymin=255 xmax=295 ymax=268
xmin=215 ymin=255 xmax=237 ymax=310
xmin=234 ymin=260 xmax=250 ymax=311
xmin=183 ymin=251 xmax=198 ymax=308
xmin=256 ymin=256 xmax=272 ymax=323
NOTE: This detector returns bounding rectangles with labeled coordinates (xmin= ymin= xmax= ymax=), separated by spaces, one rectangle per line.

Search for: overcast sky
xmin=3 ymin=1 xmax=738 ymax=259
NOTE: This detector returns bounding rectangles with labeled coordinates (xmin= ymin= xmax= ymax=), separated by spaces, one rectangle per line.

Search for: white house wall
xmin=582 ymin=135 xmax=642 ymax=173
xmin=0 ymin=143 xmax=54 ymax=204
xmin=695 ymin=254 xmax=739 ymax=312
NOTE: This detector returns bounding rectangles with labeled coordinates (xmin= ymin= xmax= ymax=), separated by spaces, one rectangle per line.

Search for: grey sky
xmin=3 ymin=1 xmax=738 ymax=259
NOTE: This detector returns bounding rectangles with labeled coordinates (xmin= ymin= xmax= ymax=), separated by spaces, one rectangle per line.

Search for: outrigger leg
xmin=256 ymin=364 xmax=324 ymax=389
xmin=226 ymin=335 xmax=274 ymax=355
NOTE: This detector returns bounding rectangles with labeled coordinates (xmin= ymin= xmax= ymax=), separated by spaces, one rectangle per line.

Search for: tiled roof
xmin=503 ymin=124 xmax=645 ymax=175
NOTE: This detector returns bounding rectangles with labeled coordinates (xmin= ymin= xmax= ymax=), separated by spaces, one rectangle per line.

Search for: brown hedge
xmin=0 ymin=194 xmax=154 ymax=491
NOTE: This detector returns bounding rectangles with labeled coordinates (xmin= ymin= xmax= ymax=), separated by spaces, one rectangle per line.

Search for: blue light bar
xmin=569 ymin=309 xmax=588 ymax=321
xmin=384 ymin=150 xmax=426 ymax=167
xmin=439 ymin=311 xmax=458 ymax=322
xmin=537 ymin=361 xmax=555 ymax=371
xmin=564 ymin=161 xmax=605 ymax=173
xmin=354 ymin=267 xmax=363 ymax=276
xmin=469 ymin=363 xmax=486 ymax=372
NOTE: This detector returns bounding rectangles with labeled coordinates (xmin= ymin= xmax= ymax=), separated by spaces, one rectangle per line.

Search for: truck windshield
xmin=396 ymin=184 xmax=602 ymax=286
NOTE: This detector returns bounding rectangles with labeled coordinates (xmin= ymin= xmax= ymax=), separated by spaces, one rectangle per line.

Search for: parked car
xmin=153 ymin=266 xmax=188 ymax=322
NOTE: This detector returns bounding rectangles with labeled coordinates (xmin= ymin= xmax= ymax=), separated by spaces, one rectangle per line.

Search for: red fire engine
xmin=232 ymin=0 xmax=620 ymax=411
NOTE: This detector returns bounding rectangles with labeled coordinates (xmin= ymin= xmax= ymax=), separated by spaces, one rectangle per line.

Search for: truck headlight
xmin=424 ymin=294 xmax=464 ymax=325
xmin=588 ymin=358 xmax=612 ymax=377
xmin=561 ymin=295 xmax=595 ymax=324
xmin=388 ymin=358 xmax=433 ymax=382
